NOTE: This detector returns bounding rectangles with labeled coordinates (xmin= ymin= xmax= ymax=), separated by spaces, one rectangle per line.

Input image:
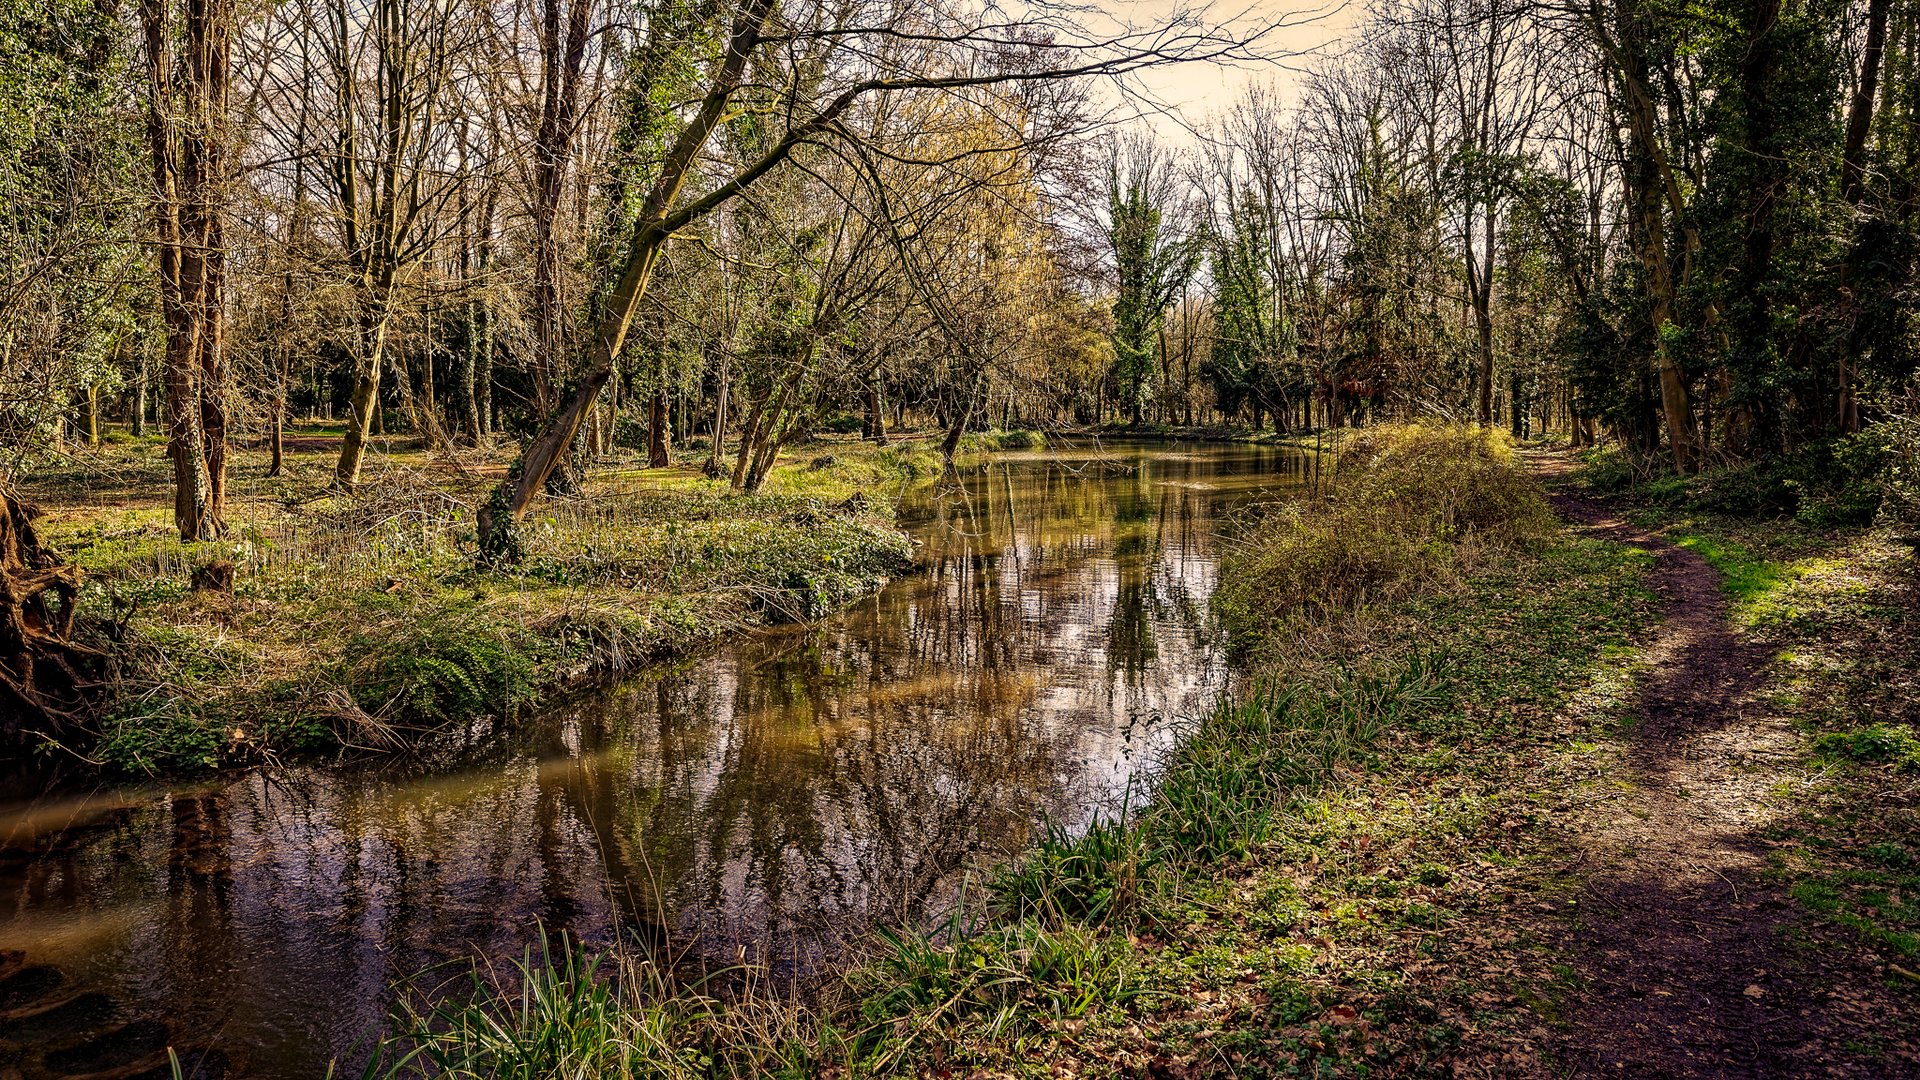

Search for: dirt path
xmin=1532 ymin=459 xmax=1905 ymax=1077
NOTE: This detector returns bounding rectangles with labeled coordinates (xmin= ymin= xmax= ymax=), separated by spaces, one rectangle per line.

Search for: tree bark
xmin=335 ymin=305 xmax=392 ymax=489
xmin=647 ymin=388 xmax=671 ymax=468
xmin=144 ymin=0 xmax=230 ymax=540
xmin=477 ymin=0 xmax=779 ymax=560
xmin=1838 ymin=0 xmax=1892 ymax=432
xmin=1594 ymin=0 xmax=1697 ymax=470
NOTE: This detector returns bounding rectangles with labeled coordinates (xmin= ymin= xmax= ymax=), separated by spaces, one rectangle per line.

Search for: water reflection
xmin=0 ymin=440 xmax=1306 ymax=1078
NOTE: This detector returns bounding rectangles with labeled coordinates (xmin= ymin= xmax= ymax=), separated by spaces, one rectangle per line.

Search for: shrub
xmin=1214 ymin=424 xmax=1553 ymax=641
xmin=1620 ymin=431 xmax=1893 ymax=525
xmin=357 ymin=618 xmax=544 ymax=726
xmin=956 ymin=429 xmax=1046 ymax=454
xmin=818 ymin=412 xmax=865 ymax=435
xmin=1579 ymin=447 xmax=1640 ymax=493
xmin=1882 ymin=412 xmax=1920 ymax=533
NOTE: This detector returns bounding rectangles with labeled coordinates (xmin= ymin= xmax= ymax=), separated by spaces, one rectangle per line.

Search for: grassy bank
xmin=23 ymin=429 xmax=953 ymax=773
xmin=355 ymin=425 xmax=1676 ymax=1077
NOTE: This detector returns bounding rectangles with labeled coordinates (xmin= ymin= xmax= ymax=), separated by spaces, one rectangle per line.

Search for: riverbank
xmin=343 ymin=427 xmax=1629 ymax=1075
xmin=358 ymin=425 xmax=1920 ymax=1076
xmin=21 ymin=429 xmax=963 ymax=773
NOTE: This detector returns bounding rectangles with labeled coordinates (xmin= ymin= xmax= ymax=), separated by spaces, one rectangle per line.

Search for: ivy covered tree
xmin=1104 ymin=135 xmax=1196 ymax=425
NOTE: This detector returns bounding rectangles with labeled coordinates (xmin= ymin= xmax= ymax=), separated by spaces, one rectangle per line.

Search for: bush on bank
xmin=1576 ymin=422 xmax=1918 ymax=530
xmin=1214 ymin=423 xmax=1554 ymax=646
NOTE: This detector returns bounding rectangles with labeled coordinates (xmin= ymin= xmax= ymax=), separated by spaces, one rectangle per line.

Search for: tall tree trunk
xmin=864 ymin=380 xmax=886 ymax=443
xmin=477 ymin=0 xmax=779 ymax=561
xmin=144 ymin=0 xmax=230 ymax=541
xmin=1471 ymin=207 xmax=1496 ymax=427
xmin=942 ymin=367 xmax=986 ymax=461
xmin=1592 ymin=0 xmax=1698 ymax=471
xmin=647 ymin=388 xmax=670 ymax=468
xmin=528 ymin=0 xmax=594 ymax=415
xmin=1843 ymin=0 xmax=1892 ymax=206
xmin=80 ymin=384 xmax=99 ymax=447
xmin=131 ymin=346 xmax=147 ymax=437
xmin=1838 ymin=0 xmax=1892 ymax=432
xmin=708 ymin=354 xmax=729 ymax=474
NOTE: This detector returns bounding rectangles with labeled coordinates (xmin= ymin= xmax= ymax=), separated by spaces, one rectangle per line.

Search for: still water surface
xmin=0 ymin=440 xmax=1306 ymax=1077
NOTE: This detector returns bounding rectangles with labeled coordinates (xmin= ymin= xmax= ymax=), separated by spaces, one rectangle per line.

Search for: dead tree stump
xmin=190 ymin=560 xmax=234 ymax=595
xmin=0 ymin=484 xmax=103 ymax=735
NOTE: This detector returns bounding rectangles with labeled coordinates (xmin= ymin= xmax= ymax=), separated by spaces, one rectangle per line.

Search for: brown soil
xmin=1530 ymin=456 xmax=1915 ymax=1078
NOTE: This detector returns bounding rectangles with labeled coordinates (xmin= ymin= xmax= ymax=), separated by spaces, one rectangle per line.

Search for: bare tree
xmin=474 ymin=0 xmax=1271 ymax=559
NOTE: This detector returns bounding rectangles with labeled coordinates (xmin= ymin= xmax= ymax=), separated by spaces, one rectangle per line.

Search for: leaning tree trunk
xmin=0 ymin=486 xmax=103 ymax=735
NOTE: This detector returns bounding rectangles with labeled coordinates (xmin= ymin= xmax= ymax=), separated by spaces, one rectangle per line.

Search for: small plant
xmin=1578 ymin=447 xmax=1641 ymax=493
xmin=357 ymin=618 xmax=543 ymax=727
xmin=1814 ymin=723 xmax=1920 ymax=769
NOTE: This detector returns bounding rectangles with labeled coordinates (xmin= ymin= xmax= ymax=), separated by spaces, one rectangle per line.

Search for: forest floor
xmin=16 ymin=425 xmax=970 ymax=774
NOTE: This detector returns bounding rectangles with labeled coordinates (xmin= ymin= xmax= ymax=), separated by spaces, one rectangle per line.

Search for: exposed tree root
xmin=0 ymin=483 xmax=104 ymax=734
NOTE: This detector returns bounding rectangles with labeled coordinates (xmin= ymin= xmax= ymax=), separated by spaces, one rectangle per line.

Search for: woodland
xmin=3 ymin=0 xmax=1920 ymax=1074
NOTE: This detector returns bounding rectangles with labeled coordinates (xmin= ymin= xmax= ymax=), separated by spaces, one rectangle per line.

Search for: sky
xmin=1097 ymin=0 xmax=1363 ymax=140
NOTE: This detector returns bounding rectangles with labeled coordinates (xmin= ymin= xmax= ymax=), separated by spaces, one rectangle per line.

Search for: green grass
xmin=1672 ymin=533 xmax=1787 ymax=603
xmin=839 ymin=533 xmax=1656 ymax=1075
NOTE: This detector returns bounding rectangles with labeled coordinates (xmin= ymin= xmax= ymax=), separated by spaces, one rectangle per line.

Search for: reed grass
xmin=1214 ymin=423 xmax=1554 ymax=651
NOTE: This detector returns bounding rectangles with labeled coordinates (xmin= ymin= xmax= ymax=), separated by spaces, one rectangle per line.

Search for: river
xmin=0 ymin=439 xmax=1307 ymax=1078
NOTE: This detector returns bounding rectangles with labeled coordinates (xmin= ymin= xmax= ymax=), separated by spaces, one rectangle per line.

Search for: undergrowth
xmin=1215 ymin=423 xmax=1553 ymax=646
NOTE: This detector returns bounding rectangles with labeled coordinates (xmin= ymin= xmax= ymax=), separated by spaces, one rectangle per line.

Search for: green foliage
xmin=358 ymin=618 xmax=544 ymax=726
xmin=1106 ymin=138 xmax=1198 ymax=423
xmin=815 ymin=412 xmax=865 ymax=435
xmin=1599 ymin=430 xmax=1895 ymax=526
xmin=1881 ymin=411 xmax=1920 ymax=532
xmin=989 ymin=428 xmax=1045 ymax=451
xmin=955 ymin=429 xmax=1046 ymax=454
xmin=362 ymin=936 xmax=718 ymax=1080
xmin=988 ymin=654 xmax=1444 ymax=930
xmin=1673 ymin=534 xmax=1786 ymax=605
xmin=1577 ymin=447 xmax=1644 ymax=494
xmin=0 ymin=0 xmax=142 ymax=465
xmin=991 ymin=814 xmax=1149 ymax=925
xmin=856 ymin=914 xmax=1140 ymax=1035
